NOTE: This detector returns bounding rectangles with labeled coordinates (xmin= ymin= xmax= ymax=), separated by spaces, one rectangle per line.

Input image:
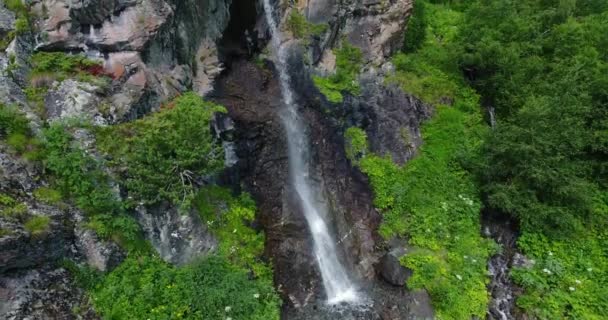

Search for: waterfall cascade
xmin=261 ymin=0 xmax=361 ymax=305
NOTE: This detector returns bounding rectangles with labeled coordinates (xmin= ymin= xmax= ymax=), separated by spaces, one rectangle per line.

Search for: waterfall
xmin=261 ymin=0 xmax=360 ymax=305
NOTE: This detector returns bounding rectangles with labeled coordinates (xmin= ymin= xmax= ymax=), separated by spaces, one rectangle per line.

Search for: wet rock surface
xmin=483 ymin=212 xmax=524 ymax=320
xmin=212 ymin=51 xmax=432 ymax=318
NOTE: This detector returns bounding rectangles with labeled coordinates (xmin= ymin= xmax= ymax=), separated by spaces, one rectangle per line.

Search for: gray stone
xmin=136 ymin=203 xmax=217 ymax=265
xmin=0 ymin=5 xmax=15 ymax=38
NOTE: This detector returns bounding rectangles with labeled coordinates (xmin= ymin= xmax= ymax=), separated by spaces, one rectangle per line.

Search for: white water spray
xmin=262 ymin=1 xmax=360 ymax=305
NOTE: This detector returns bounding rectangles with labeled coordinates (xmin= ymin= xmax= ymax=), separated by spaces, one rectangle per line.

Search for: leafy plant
xmin=193 ymin=186 xmax=271 ymax=280
xmin=344 ymin=127 xmax=368 ymax=164
xmin=89 ymin=255 xmax=280 ymax=320
xmin=403 ymin=0 xmax=427 ymax=53
xmin=96 ymin=92 xmax=226 ymax=208
xmin=313 ymin=41 xmax=363 ymax=103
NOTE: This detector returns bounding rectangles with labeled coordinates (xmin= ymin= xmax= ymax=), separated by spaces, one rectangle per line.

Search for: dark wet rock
xmin=379 ymin=250 xmax=411 ymax=287
xmin=0 ymin=267 xmax=98 ymax=320
xmin=136 ymin=203 xmax=217 ymax=265
xmin=343 ymin=77 xmax=432 ymax=165
xmin=0 ymin=204 xmax=70 ymax=273
xmin=483 ymin=212 xmax=522 ymax=320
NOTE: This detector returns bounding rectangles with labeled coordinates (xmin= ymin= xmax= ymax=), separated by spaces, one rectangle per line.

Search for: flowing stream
xmin=261 ymin=0 xmax=360 ymax=305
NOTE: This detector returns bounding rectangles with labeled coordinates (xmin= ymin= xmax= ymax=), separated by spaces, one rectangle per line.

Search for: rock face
xmin=136 ymin=203 xmax=218 ymax=265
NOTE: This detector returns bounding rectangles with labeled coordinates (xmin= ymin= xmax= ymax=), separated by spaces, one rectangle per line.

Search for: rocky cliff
xmin=0 ymin=0 xmax=435 ymax=319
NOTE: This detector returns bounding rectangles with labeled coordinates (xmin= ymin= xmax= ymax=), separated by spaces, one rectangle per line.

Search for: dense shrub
xmin=97 ymin=92 xmax=226 ymax=208
xmin=344 ymin=127 xmax=368 ymax=164
xmin=313 ymin=42 xmax=363 ymax=103
xmin=193 ymin=186 xmax=271 ymax=279
xmin=24 ymin=215 xmax=51 ymax=237
xmin=90 ymin=255 xmax=280 ymax=320
xmin=403 ymin=0 xmax=427 ymax=53
xmin=41 ymin=123 xmax=142 ymax=250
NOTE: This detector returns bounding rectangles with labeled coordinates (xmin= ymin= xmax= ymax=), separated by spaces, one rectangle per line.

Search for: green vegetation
xmin=0 ymin=104 xmax=39 ymax=157
xmin=33 ymin=187 xmax=63 ymax=205
xmin=0 ymin=193 xmax=28 ymax=220
xmin=24 ymin=215 xmax=51 ymax=237
xmin=194 ymin=186 xmax=271 ymax=279
xmin=313 ymin=42 xmax=363 ymax=103
xmin=87 ymin=255 xmax=279 ymax=320
xmin=355 ymin=2 xmax=496 ymax=318
xmin=344 ymin=127 xmax=368 ymax=164
xmin=41 ymin=123 xmax=143 ymax=251
xmin=97 ymin=92 xmax=226 ymax=208
xmin=456 ymin=0 xmax=608 ymax=317
xmin=403 ymin=0 xmax=427 ymax=53
xmin=286 ymin=10 xmax=327 ymax=39
xmin=377 ymin=0 xmax=608 ymax=317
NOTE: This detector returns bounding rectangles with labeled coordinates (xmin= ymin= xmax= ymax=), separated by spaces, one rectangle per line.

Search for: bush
xmin=0 ymin=104 xmax=39 ymax=157
xmin=193 ymin=186 xmax=271 ymax=279
xmin=286 ymin=10 xmax=327 ymax=39
xmin=24 ymin=215 xmax=51 ymax=237
xmin=403 ymin=0 xmax=427 ymax=52
xmin=344 ymin=127 xmax=368 ymax=164
xmin=97 ymin=92 xmax=226 ymax=208
xmin=313 ymin=42 xmax=363 ymax=103
xmin=90 ymin=255 xmax=280 ymax=320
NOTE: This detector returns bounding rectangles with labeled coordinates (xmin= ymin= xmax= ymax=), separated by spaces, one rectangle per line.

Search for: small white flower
xmin=426 ymin=228 xmax=431 ymax=233
xmin=472 ymin=259 xmax=478 ymax=263
xmin=456 ymin=274 xmax=462 ymax=280
xmin=233 ymin=229 xmax=237 ymax=233
xmin=463 ymin=255 xmax=469 ymax=259
xmin=548 ymin=251 xmax=553 ymax=256
xmin=575 ymin=279 xmax=582 ymax=284
xmin=254 ymin=293 xmax=260 ymax=299
xmin=587 ymin=268 xmax=593 ymax=272
xmin=569 ymin=287 xmax=575 ymax=291
xmin=225 ymin=306 xmax=232 ymax=312
xmin=226 ymin=318 xmax=232 ymax=320
xmin=542 ymin=268 xmax=552 ymax=275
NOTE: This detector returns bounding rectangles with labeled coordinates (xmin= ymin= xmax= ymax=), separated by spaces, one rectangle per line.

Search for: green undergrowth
xmin=313 ymin=42 xmax=363 ymax=103
xmin=0 ymin=104 xmax=41 ymax=159
xmin=356 ymin=100 xmax=495 ymax=319
xmin=352 ymin=2 xmax=496 ymax=318
xmin=510 ymin=230 xmax=608 ymax=319
xmin=96 ymin=92 xmax=226 ymax=209
xmin=193 ymin=186 xmax=271 ymax=280
xmin=75 ymin=255 xmax=279 ymax=320
xmin=41 ymin=122 xmax=145 ymax=252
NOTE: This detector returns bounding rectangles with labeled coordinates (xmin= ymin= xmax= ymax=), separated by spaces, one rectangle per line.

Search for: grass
xmin=193 ymin=186 xmax=271 ymax=280
xmin=24 ymin=215 xmax=51 ymax=237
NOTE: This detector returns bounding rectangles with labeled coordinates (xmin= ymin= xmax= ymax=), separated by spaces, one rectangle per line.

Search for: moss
xmin=313 ymin=42 xmax=363 ymax=103
xmin=33 ymin=187 xmax=63 ymax=205
xmin=24 ymin=215 xmax=51 ymax=237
